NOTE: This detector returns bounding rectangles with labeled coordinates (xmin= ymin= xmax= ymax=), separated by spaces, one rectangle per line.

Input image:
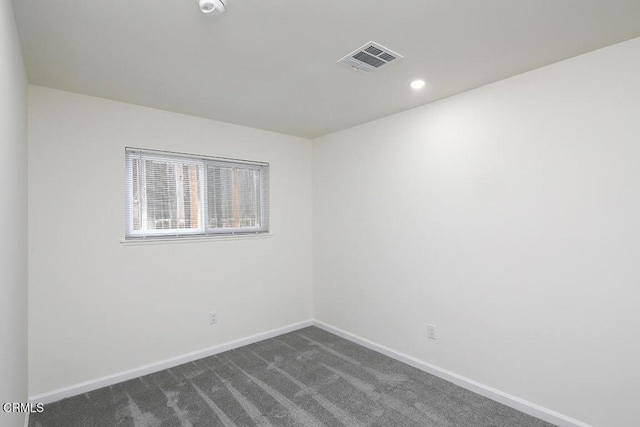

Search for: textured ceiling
xmin=13 ymin=0 xmax=640 ymax=138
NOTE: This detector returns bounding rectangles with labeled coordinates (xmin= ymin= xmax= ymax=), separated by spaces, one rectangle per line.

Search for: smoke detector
xmin=199 ymin=0 xmax=228 ymax=14
xmin=337 ymin=41 xmax=403 ymax=73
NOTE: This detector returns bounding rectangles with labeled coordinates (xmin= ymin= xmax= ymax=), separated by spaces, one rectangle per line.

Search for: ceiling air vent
xmin=337 ymin=41 xmax=403 ymax=73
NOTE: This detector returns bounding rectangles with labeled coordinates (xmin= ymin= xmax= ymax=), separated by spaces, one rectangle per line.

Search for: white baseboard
xmin=313 ymin=320 xmax=591 ymax=427
xmin=29 ymin=318 xmax=590 ymax=427
xmin=30 ymin=320 xmax=314 ymax=405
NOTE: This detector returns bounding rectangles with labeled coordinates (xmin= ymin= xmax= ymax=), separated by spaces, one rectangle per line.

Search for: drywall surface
xmin=0 ymin=1 xmax=28 ymax=426
xmin=313 ymin=37 xmax=640 ymax=427
xmin=28 ymin=86 xmax=313 ymax=396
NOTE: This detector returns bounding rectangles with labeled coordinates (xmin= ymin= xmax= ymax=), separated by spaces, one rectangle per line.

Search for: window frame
xmin=125 ymin=147 xmax=269 ymax=240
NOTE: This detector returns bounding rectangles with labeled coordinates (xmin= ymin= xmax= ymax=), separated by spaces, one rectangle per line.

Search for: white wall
xmin=313 ymin=37 xmax=640 ymax=427
xmin=0 ymin=0 xmax=28 ymax=426
xmin=28 ymin=86 xmax=313 ymax=396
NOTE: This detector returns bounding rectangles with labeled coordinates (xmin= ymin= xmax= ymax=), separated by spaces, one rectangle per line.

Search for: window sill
xmin=120 ymin=233 xmax=272 ymax=246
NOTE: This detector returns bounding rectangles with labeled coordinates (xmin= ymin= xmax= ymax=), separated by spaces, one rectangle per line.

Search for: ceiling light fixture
xmin=411 ymin=80 xmax=426 ymax=90
xmin=198 ymin=0 xmax=228 ymax=15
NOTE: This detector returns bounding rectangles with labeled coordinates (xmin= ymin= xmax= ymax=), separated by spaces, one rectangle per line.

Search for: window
xmin=125 ymin=148 xmax=269 ymax=239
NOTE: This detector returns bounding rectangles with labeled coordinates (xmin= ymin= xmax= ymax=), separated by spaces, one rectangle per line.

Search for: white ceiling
xmin=13 ymin=0 xmax=640 ymax=138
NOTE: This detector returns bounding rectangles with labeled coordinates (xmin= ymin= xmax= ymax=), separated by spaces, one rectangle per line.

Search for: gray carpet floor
xmin=29 ymin=327 xmax=555 ymax=426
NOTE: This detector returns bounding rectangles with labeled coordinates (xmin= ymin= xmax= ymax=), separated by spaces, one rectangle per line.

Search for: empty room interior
xmin=2 ymin=0 xmax=640 ymax=426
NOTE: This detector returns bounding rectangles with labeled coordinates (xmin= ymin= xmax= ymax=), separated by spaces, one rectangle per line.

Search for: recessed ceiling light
xmin=199 ymin=0 xmax=228 ymax=14
xmin=410 ymin=80 xmax=426 ymax=90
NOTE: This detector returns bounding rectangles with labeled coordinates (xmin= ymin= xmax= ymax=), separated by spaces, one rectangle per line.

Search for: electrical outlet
xmin=428 ymin=324 xmax=436 ymax=340
xmin=209 ymin=311 xmax=218 ymax=325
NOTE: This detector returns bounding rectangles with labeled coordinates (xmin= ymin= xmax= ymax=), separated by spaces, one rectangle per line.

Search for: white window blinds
xmin=125 ymin=148 xmax=269 ymax=239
